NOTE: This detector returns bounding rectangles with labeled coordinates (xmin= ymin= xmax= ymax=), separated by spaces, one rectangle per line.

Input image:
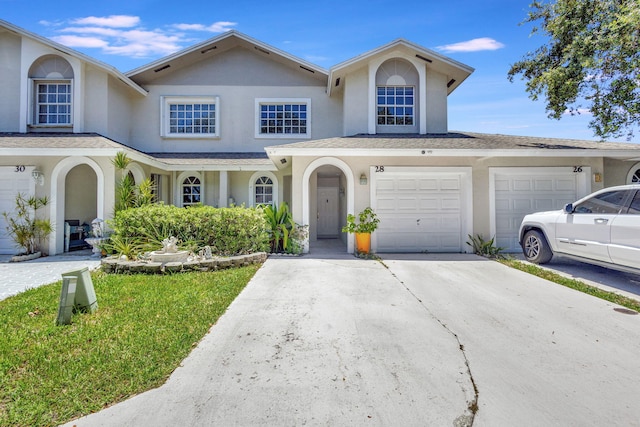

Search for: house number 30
xmin=15 ymin=165 xmax=25 ymax=172
xmin=375 ymin=166 xmax=385 ymax=172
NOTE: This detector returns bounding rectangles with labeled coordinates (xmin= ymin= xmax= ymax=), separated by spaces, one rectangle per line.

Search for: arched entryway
xmin=302 ymin=158 xmax=355 ymax=254
xmin=49 ymin=157 xmax=105 ymax=255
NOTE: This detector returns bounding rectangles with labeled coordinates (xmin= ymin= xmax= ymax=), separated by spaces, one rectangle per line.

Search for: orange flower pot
xmin=355 ymin=232 xmax=371 ymax=254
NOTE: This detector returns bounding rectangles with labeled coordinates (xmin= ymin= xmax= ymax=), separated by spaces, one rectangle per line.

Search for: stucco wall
xmin=290 ymin=154 xmax=605 ymax=246
xmin=604 ymin=158 xmax=640 ymax=186
xmin=343 ymin=67 xmax=369 ymax=136
xmin=0 ymin=31 xmax=22 ymax=132
xmin=128 ymin=47 xmax=341 ymax=153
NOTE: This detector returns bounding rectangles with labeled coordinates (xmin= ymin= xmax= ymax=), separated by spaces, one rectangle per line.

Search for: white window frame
xmin=255 ymin=98 xmax=311 ymax=139
xmin=176 ymin=172 xmax=204 ymax=207
xmin=248 ymin=171 xmax=279 ymax=207
xmin=376 ymin=85 xmax=415 ymax=126
xmin=29 ymin=79 xmax=73 ymax=127
xmin=161 ymin=96 xmax=220 ymax=138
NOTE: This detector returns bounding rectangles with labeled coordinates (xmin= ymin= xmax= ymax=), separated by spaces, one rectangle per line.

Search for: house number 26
xmin=375 ymin=166 xmax=385 ymax=172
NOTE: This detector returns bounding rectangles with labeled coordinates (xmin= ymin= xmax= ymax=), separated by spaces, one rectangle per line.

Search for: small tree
xmin=2 ymin=193 xmax=53 ymax=255
xmin=112 ymin=152 xmax=155 ymax=213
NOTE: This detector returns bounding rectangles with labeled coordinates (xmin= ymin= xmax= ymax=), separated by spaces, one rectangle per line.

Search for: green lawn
xmin=0 ymin=266 xmax=259 ymax=427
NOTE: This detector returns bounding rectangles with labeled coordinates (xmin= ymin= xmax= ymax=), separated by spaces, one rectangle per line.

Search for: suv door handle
xmin=594 ymin=218 xmax=609 ymax=224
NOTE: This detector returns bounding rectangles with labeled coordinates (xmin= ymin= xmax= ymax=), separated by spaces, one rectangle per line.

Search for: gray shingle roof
xmin=0 ymin=133 xmax=271 ymax=166
xmin=266 ymin=132 xmax=640 ymax=151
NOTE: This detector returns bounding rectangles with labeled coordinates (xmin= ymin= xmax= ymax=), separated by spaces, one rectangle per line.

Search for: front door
xmin=317 ymin=187 xmax=339 ymax=238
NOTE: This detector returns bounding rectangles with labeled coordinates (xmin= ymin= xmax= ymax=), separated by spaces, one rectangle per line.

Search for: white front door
xmin=491 ymin=167 xmax=589 ymax=252
xmin=317 ymin=187 xmax=339 ymax=238
xmin=0 ymin=166 xmax=36 ymax=254
xmin=372 ymin=167 xmax=473 ymax=253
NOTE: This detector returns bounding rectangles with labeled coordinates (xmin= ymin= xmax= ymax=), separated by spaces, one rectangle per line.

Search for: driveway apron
xmin=383 ymin=254 xmax=640 ymax=426
xmin=65 ymin=256 xmax=475 ymax=426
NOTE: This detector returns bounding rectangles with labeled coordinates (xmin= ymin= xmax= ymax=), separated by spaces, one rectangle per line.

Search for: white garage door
xmin=373 ymin=167 xmax=472 ymax=253
xmin=491 ymin=167 xmax=590 ymax=252
xmin=0 ymin=166 xmax=36 ymax=254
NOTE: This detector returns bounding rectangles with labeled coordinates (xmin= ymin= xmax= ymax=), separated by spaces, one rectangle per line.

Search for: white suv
xmin=519 ymin=184 xmax=640 ymax=273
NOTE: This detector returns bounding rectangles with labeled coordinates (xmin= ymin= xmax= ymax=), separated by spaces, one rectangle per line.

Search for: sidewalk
xmin=0 ymin=250 xmax=102 ymax=301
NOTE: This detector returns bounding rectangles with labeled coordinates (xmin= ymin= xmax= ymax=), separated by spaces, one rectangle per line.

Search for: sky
xmin=2 ymin=0 xmax=637 ymax=143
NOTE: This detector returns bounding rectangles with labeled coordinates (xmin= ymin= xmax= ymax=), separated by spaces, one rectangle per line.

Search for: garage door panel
xmin=375 ymin=169 xmax=468 ymax=253
xmin=417 ymin=179 xmax=438 ymax=190
xmin=0 ymin=168 xmax=35 ymax=254
xmin=493 ymin=170 xmax=579 ymax=252
xmin=440 ymin=179 xmax=461 ymax=191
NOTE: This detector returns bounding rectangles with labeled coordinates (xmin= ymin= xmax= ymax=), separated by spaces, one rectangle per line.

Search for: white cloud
xmin=172 ymin=21 xmax=237 ymax=32
xmin=437 ymin=37 xmax=505 ymax=53
xmin=72 ymin=15 xmax=140 ymax=28
xmin=51 ymin=35 xmax=108 ymax=48
xmin=45 ymin=16 xmax=237 ymax=59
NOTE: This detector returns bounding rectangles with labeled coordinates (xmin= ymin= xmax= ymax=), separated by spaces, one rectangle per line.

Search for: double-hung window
xmin=161 ymin=96 xmax=219 ymax=138
xmin=377 ymin=86 xmax=414 ymax=126
xmin=34 ymin=81 xmax=72 ymax=125
xmin=255 ymin=98 xmax=310 ymax=138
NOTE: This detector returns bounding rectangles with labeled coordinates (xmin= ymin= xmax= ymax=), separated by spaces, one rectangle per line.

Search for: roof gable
xmin=126 ymin=30 xmax=328 ymax=86
xmin=328 ymin=39 xmax=474 ymax=96
xmin=0 ymin=19 xmax=147 ymax=96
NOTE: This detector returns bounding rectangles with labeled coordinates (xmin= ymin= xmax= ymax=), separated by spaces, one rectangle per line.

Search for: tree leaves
xmin=508 ymin=0 xmax=640 ymax=140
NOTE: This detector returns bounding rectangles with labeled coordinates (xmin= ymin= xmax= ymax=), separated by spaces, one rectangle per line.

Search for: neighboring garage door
xmin=490 ymin=167 xmax=590 ymax=252
xmin=0 ymin=166 xmax=36 ymax=254
xmin=372 ymin=167 xmax=473 ymax=253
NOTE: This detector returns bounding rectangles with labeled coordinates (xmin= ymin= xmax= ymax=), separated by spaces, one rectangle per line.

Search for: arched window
xmin=182 ymin=176 xmax=201 ymax=206
xmin=28 ymin=55 xmax=74 ymax=127
xmin=375 ymin=58 xmax=418 ymax=134
xmin=254 ymin=176 xmax=274 ymax=206
xmin=628 ymin=162 xmax=640 ymax=184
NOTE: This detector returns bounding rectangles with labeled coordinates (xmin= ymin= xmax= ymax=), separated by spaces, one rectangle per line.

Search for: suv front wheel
xmin=522 ymin=229 xmax=553 ymax=264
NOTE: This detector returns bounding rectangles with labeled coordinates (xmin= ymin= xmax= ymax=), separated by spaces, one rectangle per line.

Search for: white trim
xmin=28 ymin=78 xmax=74 ymax=127
xmin=49 ymin=157 xmax=105 ymax=255
xmin=248 ymin=171 xmax=279 ymax=207
xmin=175 ymin=171 xmax=204 ymax=207
xmin=160 ymin=96 xmax=220 ymax=138
xmin=369 ymin=166 xmax=473 ymax=253
xmin=626 ymin=162 xmax=640 ymax=184
xmin=125 ymin=162 xmax=146 ymax=184
xmin=254 ymin=98 xmax=311 ymax=139
xmin=266 ymin=147 xmax=640 ymax=159
xmin=302 ymin=157 xmax=355 ymax=253
xmin=488 ymin=166 xmax=591 ymax=241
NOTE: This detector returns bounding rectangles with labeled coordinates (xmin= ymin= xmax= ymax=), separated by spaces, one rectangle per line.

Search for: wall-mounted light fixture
xmin=359 ymin=173 xmax=367 ymax=185
xmin=593 ymin=172 xmax=602 ymax=183
xmin=32 ymin=169 xmax=44 ymax=186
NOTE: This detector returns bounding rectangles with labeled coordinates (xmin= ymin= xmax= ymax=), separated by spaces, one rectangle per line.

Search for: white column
xmin=219 ymin=170 xmax=228 ymax=207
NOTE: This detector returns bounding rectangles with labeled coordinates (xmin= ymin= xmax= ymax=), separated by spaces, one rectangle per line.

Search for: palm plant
xmin=2 ymin=193 xmax=53 ymax=255
xmin=262 ymin=202 xmax=295 ymax=253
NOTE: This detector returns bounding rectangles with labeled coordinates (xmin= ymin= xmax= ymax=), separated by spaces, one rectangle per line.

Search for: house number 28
xmin=375 ymin=166 xmax=385 ymax=172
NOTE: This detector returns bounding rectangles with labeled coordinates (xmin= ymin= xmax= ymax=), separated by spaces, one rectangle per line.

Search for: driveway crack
xmin=379 ymin=260 xmax=479 ymax=426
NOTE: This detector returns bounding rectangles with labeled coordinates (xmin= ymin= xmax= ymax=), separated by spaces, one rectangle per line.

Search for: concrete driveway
xmin=64 ymin=254 xmax=640 ymax=426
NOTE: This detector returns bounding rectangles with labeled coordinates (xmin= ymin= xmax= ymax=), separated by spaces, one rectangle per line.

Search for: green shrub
xmin=262 ymin=202 xmax=295 ymax=253
xmin=105 ymin=204 xmax=269 ymax=258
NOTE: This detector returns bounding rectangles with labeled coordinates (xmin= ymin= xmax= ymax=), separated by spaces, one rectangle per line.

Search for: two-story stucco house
xmin=1 ymin=18 xmax=640 ymax=256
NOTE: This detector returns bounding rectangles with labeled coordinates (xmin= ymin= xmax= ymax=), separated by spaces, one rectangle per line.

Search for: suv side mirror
xmin=564 ymin=203 xmax=574 ymax=214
